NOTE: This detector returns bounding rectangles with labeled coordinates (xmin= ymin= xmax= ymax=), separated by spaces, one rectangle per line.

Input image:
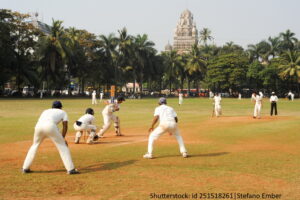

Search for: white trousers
xmin=214 ymin=104 xmax=222 ymax=116
xmin=147 ymin=122 xmax=187 ymax=155
xmin=98 ymin=113 xmax=120 ymax=136
xmin=92 ymin=97 xmax=97 ymax=104
xmin=254 ymin=104 xmax=262 ymax=117
xmin=73 ymin=123 xmax=97 ymax=142
xmin=179 ymin=98 xmax=183 ymax=105
xmin=23 ymin=122 xmax=75 ymax=171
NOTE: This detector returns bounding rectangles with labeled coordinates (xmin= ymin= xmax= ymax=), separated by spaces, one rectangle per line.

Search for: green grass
xmin=0 ymin=98 xmax=299 ymax=199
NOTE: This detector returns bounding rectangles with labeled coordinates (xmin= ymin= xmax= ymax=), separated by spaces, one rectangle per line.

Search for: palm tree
xmin=36 ymin=19 xmax=69 ymax=90
xmin=280 ymin=29 xmax=298 ymax=51
xmin=134 ymin=34 xmax=156 ymax=95
xmin=117 ymin=28 xmax=136 ymax=93
xmin=199 ymin=28 xmax=213 ymax=46
xmin=186 ymin=44 xmax=207 ymax=94
xmin=279 ymin=50 xmax=300 ymax=93
xmin=267 ymin=36 xmax=281 ymax=59
xmin=161 ymin=50 xmax=182 ymax=92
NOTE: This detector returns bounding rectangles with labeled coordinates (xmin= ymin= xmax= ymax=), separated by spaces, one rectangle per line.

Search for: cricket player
xmin=213 ymin=93 xmax=222 ymax=117
xmin=238 ymin=93 xmax=242 ymax=100
xmin=270 ymin=92 xmax=278 ymax=116
xmin=178 ymin=92 xmax=183 ymax=106
xmin=92 ymin=90 xmax=97 ymax=104
xmin=74 ymin=108 xmax=97 ymax=144
xmin=253 ymin=92 xmax=263 ymax=119
xmin=95 ymin=96 xmax=125 ymax=138
xmin=22 ymin=101 xmax=79 ymax=174
xmin=100 ymin=91 xmax=104 ymax=102
xmin=143 ymin=97 xmax=188 ymax=159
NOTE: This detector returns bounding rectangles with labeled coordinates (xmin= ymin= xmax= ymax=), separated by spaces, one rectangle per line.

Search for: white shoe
xmin=182 ymin=152 xmax=188 ymax=158
xmin=143 ymin=153 xmax=153 ymax=159
xmin=86 ymin=139 xmax=93 ymax=144
xmin=75 ymin=137 xmax=80 ymax=144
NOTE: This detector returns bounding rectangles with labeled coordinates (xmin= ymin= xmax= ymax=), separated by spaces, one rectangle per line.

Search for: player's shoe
xmin=93 ymin=135 xmax=99 ymax=141
xmin=67 ymin=169 xmax=80 ymax=175
xmin=182 ymin=152 xmax=188 ymax=158
xmin=143 ymin=153 xmax=153 ymax=159
xmin=22 ymin=168 xmax=32 ymax=174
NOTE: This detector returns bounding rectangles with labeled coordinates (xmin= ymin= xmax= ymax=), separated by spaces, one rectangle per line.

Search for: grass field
xmin=0 ymin=98 xmax=299 ymax=200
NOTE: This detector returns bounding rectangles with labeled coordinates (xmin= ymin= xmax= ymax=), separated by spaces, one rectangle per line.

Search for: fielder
xmin=270 ymin=92 xmax=278 ymax=116
xmin=238 ymin=93 xmax=242 ymax=100
xmin=95 ymin=96 xmax=125 ymax=138
xmin=213 ymin=93 xmax=222 ymax=117
xmin=178 ymin=92 xmax=183 ymax=106
xmin=100 ymin=91 xmax=104 ymax=102
xmin=22 ymin=101 xmax=79 ymax=174
xmin=74 ymin=108 xmax=97 ymax=144
xmin=143 ymin=97 xmax=188 ymax=159
xmin=92 ymin=90 xmax=97 ymax=104
xmin=252 ymin=92 xmax=263 ymax=119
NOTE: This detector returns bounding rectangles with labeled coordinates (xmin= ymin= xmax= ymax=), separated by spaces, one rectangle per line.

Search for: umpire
xmin=270 ymin=92 xmax=278 ymax=116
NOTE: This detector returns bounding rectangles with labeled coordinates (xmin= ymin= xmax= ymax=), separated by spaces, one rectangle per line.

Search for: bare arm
xmin=62 ymin=121 xmax=68 ymax=138
xmin=62 ymin=121 xmax=68 ymax=146
xmin=148 ymin=116 xmax=159 ymax=133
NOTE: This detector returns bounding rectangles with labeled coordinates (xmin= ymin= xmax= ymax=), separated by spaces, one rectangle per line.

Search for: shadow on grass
xmin=79 ymin=160 xmax=138 ymax=174
xmin=156 ymin=152 xmax=230 ymax=159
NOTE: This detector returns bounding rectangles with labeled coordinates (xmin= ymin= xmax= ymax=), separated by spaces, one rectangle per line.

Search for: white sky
xmin=1 ymin=0 xmax=299 ymax=51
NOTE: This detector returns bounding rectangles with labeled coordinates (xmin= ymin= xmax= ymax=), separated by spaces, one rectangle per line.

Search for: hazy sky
xmin=1 ymin=0 xmax=299 ymax=51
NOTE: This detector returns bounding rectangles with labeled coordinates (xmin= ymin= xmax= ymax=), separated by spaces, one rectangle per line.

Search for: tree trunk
xmin=187 ymin=78 xmax=191 ymax=97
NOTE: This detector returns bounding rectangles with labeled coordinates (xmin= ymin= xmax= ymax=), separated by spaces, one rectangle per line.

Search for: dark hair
xmin=85 ymin=108 xmax=94 ymax=115
xmin=52 ymin=101 xmax=62 ymax=109
xmin=117 ymin=96 xmax=125 ymax=102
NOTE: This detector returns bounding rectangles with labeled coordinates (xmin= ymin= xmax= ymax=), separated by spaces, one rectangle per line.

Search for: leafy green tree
xmin=133 ymin=34 xmax=156 ymax=94
xmin=279 ymin=50 xmax=300 ymax=93
xmin=207 ymin=53 xmax=249 ymax=92
xmin=36 ymin=19 xmax=69 ymax=90
xmin=199 ymin=28 xmax=213 ymax=46
xmin=186 ymin=44 xmax=206 ymax=94
xmin=280 ymin=29 xmax=298 ymax=51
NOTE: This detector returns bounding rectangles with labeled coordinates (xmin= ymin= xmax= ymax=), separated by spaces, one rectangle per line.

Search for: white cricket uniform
xmin=238 ymin=93 xmax=242 ymax=100
xmin=214 ymin=95 xmax=222 ymax=117
xmin=73 ymin=114 xmax=96 ymax=143
xmin=98 ymin=100 xmax=121 ymax=136
xmin=100 ymin=92 xmax=104 ymax=102
xmin=147 ymin=104 xmax=187 ymax=155
xmin=23 ymin=109 xmax=75 ymax=171
xmin=253 ymin=95 xmax=263 ymax=118
xmin=178 ymin=93 xmax=183 ymax=105
xmin=92 ymin=91 xmax=97 ymax=104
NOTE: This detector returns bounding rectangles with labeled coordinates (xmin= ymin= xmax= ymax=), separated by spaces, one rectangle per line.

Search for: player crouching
xmin=74 ymin=108 xmax=97 ymax=144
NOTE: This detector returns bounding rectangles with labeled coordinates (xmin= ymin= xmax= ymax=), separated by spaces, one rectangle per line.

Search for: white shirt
xmin=254 ymin=95 xmax=263 ymax=105
xmin=102 ymin=100 xmax=120 ymax=115
xmin=37 ymin=108 xmax=68 ymax=125
xmin=154 ymin=104 xmax=177 ymax=123
xmin=270 ymin=95 xmax=278 ymax=102
xmin=92 ymin=92 xmax=96 ymax=98
xmin=77 ymin=114 xmax=95 ymax=124
xmin=214 ymin=96 xmax=221 ymax=105
xmin=100 ymin=92 xmax=104 ymax=97
xmin=179 ymin=93 xmax=183 ymax=99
